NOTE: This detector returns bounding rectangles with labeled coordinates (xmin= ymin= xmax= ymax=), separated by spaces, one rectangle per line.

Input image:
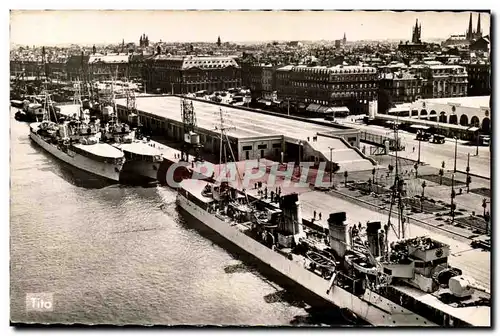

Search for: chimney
xmin=279 ymin=193 xmax=303 ymax=237
xmin=366 ymin=221 xmax=382 ymax=257
xmin=328 ymin=212 xmax=347 ymax=259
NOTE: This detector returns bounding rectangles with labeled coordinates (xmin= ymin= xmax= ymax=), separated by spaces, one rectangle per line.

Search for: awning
xmin=306 ymin=104 xmax=336 ymax=114
xmin=306 ymin=103 xmax=322 ymax=112
xmin=330 ymin=106 xmax=350 ymax=113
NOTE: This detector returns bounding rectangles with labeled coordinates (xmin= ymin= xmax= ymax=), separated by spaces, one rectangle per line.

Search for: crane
xmin=180 ymin=99 xmax=203 ymax=162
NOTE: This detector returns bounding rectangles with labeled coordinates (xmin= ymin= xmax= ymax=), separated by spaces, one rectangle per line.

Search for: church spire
xmin=476 ymin=13 xmax=482 ymax=37
xmin=467 ymin=12 xmax=473 ymax=39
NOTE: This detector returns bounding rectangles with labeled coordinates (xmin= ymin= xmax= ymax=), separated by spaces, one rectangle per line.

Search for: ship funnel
xmin=279 ymin=193 xmax=302 ymax=236
xmin=366 ymin=221 xmax=382 ymax=257
xmin=328 ymin=212 xmax=347 ymax=259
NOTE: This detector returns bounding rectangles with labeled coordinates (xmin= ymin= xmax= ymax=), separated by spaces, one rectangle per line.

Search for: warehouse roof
xmin=115 ymin=96 xmax=350 ymax=139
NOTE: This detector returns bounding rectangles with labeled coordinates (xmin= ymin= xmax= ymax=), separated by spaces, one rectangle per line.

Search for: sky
xmin=9 ymin=10 xmax=491 ymax=46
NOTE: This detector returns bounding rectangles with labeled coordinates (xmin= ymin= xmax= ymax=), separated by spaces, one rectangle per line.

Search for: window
xmin=257 ymin=144 xmax=268 ymax=150
xmin=242 ymin=145 xmax=252 ymax=151
xmin=272 ymin=143 xmax=282 ymax=148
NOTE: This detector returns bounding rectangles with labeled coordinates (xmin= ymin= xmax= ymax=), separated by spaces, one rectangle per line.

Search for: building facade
xmin=466 ymin=62 xmax=491 ymax=96
xmin=409 ymin=96 xmax=490 ymax=133
xmin=411 ymin=64 xmax=468 ymax=98
xmin=275 ymin=65 xmax=378 ymax=114
xmin=143 ymin=55 xmax=241 ymax=94
xmin=379 ymin=72 xmax=425 ymax=103
xmin=88 ymin=54 xmax=129 ymax=80
xmin=240 ymin=62 xmax=276 ymax=99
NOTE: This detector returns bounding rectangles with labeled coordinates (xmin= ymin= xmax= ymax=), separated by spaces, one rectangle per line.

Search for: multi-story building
xmin=261 ymin=65 xmax=276 ymax=99
xmin=88 ymin=54 xmax=129 ymax=80
xmin=66 ymin=54 xmax=89 ymax=81
xmin=240 ymin=61 xmax=276 ymax=100
xmin=466 ymin=62 xmax=491 ymax=96
xmin=128 ymin=53 xmax=146 ymax=80
xmin=143 ymin=55 xmax=241 ymax=94
xmin=411 ymin=64 xmax=468 ymax=98
xmin=379 ymin=72 xmax=425 ymax=104
xmin=275 ymin=65 xmax=378 ymax=114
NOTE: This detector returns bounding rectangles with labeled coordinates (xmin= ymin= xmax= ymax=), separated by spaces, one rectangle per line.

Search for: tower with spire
xmin=475 ymin=13 xmax=482 ymax=39
xmin=466 ymin=13 xmax=483 ymax=41
xmin=343 ymin=32 xmax=347 ymax=45
xmin=217 ymin=36 xmax=221 ymax=47
xmin=466 ymin=13 xmax=474 ymax=40
xmin=139 ymin=34 xmax=149 ymax=48
xmin=411 ymin=19 xmax=422 ymax=44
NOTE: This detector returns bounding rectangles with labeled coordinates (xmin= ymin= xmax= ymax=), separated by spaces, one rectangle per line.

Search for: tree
xmin=441 ymin=161 xmax=445 ymax=169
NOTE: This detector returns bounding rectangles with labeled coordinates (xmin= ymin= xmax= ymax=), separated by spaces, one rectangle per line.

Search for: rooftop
xmin=115 ymin=96 xmax=347 ymax=140
xmin=418 ymin=96 xmax=490 ymax=109
xmin=277 ymin=64 xmax=377 ymax=74
xmin=147 ymin=55 xmax=240 ymax=69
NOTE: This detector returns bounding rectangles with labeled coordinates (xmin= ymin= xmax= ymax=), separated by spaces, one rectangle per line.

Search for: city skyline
xmin=10 ymin=10 xmax=490 ymax=47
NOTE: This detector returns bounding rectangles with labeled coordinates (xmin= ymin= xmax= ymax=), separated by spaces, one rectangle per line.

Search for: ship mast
xmin=74 ymin=79 xmax=83 ymax=121
xmin=387 ymin=116 xmax=406 ymax=242
xmin=215 ymin=107 xmax=251 ymax=205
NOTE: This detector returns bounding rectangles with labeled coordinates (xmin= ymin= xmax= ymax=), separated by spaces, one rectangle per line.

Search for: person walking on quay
xmin=313 ymin=210 xmax=317 ymax=220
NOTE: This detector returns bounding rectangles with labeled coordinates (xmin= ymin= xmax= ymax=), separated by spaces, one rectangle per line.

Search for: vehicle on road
xmin=416 ymin=131 xmax=432 ymax=141
xmin=431 ymin=134 xmax=446 ymax=144
xmin=479 ymin=135 xmax=490 ymax=146
xmin=471 ymin=238 xmax=490 ymax=251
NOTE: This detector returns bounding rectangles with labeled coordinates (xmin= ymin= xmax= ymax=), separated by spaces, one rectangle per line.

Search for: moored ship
xmin=174 ymin=111 xmax=490 ymax=327
xmin=100 ymin=86 xmax=164 ymax=182
xmin=29 ymin=93 xmax=125 ymax=182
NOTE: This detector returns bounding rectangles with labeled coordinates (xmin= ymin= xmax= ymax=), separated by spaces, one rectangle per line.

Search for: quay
xmin=114 ymin=95 xmax=377 ymax=173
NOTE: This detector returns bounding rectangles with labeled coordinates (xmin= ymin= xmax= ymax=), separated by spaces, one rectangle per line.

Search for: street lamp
xmin=476 ymin=129 xmax=480 ymax=156
xmin=421 ymin=181 xmax=427 ymax=199
xmin=466 ymin=153 xmax=471 ymax=193
xmin=417 ymin=137 xmax=422 ymax=164
xmin=298 ymin=141 xmax=302 ymax=176
xmin=328 ymin=146 xmax=335 ymax=187
xmin=453 ymin=136 xmax=458 ymax=173
xmin=451 ymin=174 xmax=456 ymax=223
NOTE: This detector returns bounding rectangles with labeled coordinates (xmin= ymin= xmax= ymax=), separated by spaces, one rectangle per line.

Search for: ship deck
xmin=178 ymin=179 xmax=215 ymax=204
xmin=72 ymin=143 xmax=124 ymax=158
xmin=242 ymin=184 xmax=491 ymax=325
xmin=115 ymin=141 xmax=163 ymax=157
xmin=177 ymin=176 xmax=490 ymax=326
xmin=392 ymin=284 xmax=490 ymax=326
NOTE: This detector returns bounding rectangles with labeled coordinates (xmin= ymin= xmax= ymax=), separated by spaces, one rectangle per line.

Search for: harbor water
xmin=10 ymin=108 xmax=348 ymax=326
